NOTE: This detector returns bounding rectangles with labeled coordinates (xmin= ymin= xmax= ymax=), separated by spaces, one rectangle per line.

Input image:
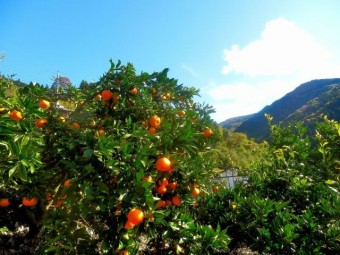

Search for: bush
xmin=197 ymin=116 xmax=340 ymax=254
xmin=0 ymin=61 xmax=230 ymax=254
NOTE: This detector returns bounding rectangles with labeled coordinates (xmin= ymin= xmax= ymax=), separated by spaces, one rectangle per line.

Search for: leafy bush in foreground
xmin=0 ymin=61 xmax=229 ymax=254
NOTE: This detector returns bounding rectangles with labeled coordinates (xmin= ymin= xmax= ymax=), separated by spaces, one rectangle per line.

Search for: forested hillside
xmin=220 ymin=78 xmax=340 ymax=141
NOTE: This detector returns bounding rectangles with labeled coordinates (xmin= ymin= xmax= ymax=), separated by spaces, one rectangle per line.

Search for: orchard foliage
xmin=0 ymin=61 xmax=229 ymax=254
xmin=197 ymin=116 xmax=340 ymax=254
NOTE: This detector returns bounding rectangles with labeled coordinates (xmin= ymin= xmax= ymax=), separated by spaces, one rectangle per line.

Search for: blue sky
xmin=1 ymin=0 xmax=340 ymax=122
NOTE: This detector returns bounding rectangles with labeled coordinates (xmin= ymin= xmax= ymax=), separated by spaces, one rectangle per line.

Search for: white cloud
xmin=222 ymin=18 xmax=337 ymax=78
xmin=209 ymin=79 xmax=297 ymax=122
xmin=210 ymin=18 xmax=340 ymax=123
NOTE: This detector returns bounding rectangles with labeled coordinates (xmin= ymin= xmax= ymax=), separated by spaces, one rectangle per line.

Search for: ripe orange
xmin=142 ymin=176 xmax=153 ymax=182
xmin=95 ymin=94 xmax=102 ymax=100
xmin=193 ymin=202 xmax=199 ymax=208
xmin=172 ymin=196 xmax=181 ymax=206
xmin=148 ymin=127 xmax=156 ymax=134
xmin=39 ymin=99 xmax=51 ymax=109
xmin=158 ymin=178 xmax=169 ymax=187
xmin=129 ymin=87 xmax=138 ymax=95
xmin=127 ymin=208 xmax=144 ymax=225
xmin=177 ymin=110 xmax=186 ymax=117
xmin=213 ymin=185 xmax=219 ymax=191
xmin=94 ymin=129 xmax=105 ymax=139
xmin=165 ymin=200 xmax=172 ymax=206
xmin=9 ymin=110 xmax=23 ymax=121
xmin=118 ymin=250 xmax=129 ymax=255
xmin=149 ymin=115 xmax=161 ymax=128
xmin=157 ymin=200 xmax=166 ymax=209
xmin=22 ymin=197 xmax=38 ymax=207
xmin=155 ymin=157 xmax=171 ymax=172
xmin=124 ymin=220 xmax=135 ymax=229
xmin=64 ymin=179 xmax=71 ymax=187
xmin=73 ymin=122 xmax=80 ymax=129
xmin=191 ymin=187 xmax=200 ymax=197
xmin=101 ymin=90 xmax=113 ymax=101
xmin=157 ymin=185 xmax=167 ymax=195
xmin=169 ymin=182 xmax=178 ymax=190
xmin=203 ymin=127 xmax=213 ymax=137
xmin=0 ymin=198 xmax=10 ymax=207
xmin=36 ymin=118 xmax=48 ymax=128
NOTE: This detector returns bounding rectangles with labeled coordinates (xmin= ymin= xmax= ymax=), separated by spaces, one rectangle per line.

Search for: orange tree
xmin=0 ymin=61 xmax=229 ymax=254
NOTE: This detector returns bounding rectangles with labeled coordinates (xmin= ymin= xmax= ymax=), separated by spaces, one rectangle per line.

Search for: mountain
xmin=220 ymin=78 xmax=340 ymax=141
xmin=219 ymin=113 xmax=255 ymax=131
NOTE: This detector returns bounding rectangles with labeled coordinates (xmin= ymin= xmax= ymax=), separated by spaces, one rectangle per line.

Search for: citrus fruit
xmin=36 ymin=118 xmax=48 ymax=128
xmin=9 ymin=110 xmax=23 ymax=121
xmin=148 ymin=127 xmax=156 ymax=134
xmin=158 ymin=178 xmax=169 ymax=187
xmin=22 ymin=197 xmax=38 ymax=207
xmin=157 ymin=200 xmax=166 ymax=209
xmin=191 ymin=187 xmax=200 ymax=197
xmin=203 ymin=127 xmax=213 ymax=137
xmin=157 ymin=185 xmax=167 ymax=195
xmin=172 ymin=196 xmax=181 ymax=206
xmin=95 ymin=94 xmax=102 ymax=100
xmin=213 ymin=185 xmax=219 ymax=191
xmin=0 ymin=198 xmax=10 ymax=207
xmin=73 ymin=122 xmax=80 ymax=129
xmin=39 ymin=99 xmax=50 ymax=109
xmin=142 ymin=176 xmax=153 ymax=182
xmin=101 ymin=90 xmax=113 ymax=101
xmin=169 ymin=182 xmax=178 ymax=190
xmin=124 ymin=220 xmax=135 ymax=229
xmin=177 ymin=110 xmax=185 ymax=117
xmin=127 ymin=208 xmax=144 ymax=225
xmin=149 ymin=115 xmax=161 ymax=128
xmin=155 ymin=157 xmax=171 ymax=172
xmin=64 ymin=179 xmax=71 ymax=187
xmin=129 ymin=87 xmax=138 ymax=95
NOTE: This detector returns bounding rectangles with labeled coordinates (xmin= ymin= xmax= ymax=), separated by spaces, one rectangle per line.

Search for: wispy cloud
xmin=181 ymin=64 xmax=199 ymax=77
xmin=210 ymin=18 xmax=340 ymax=122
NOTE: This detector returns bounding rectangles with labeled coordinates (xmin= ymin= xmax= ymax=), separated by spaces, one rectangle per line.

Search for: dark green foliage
xmin=198 ymin=116 xmax=340 ymax=254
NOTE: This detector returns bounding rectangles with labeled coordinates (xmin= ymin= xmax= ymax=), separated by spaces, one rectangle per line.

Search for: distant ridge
xmin=219 ymin=113 xmax=255 ymax=131
xmin=220 ymin=78 xmax=340 ymax=141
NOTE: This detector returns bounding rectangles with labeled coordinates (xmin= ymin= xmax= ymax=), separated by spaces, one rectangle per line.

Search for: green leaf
xmin=18 ymin=163 xmax=27 ymax=181
xmin=325 ymin=179 xmax=335 ymax=185
xmin=8 ymin=139 xmax=19 ymax=156
xmin=44 ymin=246 xmax=59 ymax=252
xmin=8 ymin=165 xmax=17 ymax=178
